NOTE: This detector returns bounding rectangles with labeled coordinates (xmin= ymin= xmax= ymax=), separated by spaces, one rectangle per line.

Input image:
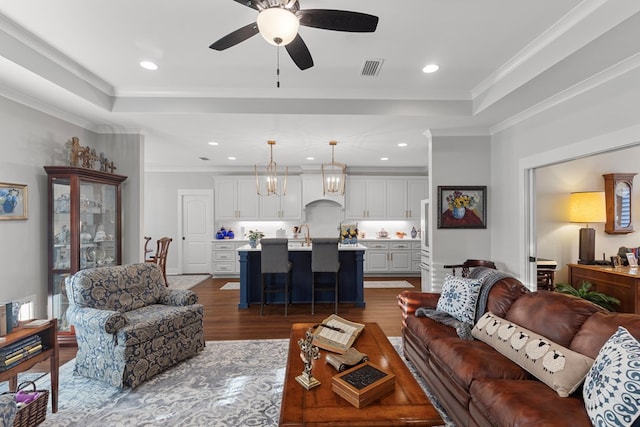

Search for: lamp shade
xmin=256 ymin=8 xmax=300 ymax=46
xmin=569 ymin=191 xmax=606 ymax=224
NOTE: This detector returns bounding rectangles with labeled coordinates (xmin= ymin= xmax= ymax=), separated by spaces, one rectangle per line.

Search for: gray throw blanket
xmin=415 ymin=307 xmax=474 ymax=340
xmin=415 ymin=267 xmax=514 ymax=339
xmin=467 ymin=267 xmax=514 ymax=323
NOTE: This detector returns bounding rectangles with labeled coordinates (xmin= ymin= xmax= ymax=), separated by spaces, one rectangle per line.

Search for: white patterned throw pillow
xmin=436 ymin=274 xmax=482 ymax=325
xmin=472 ymin=312 xmax=594 ymax=397
xmin=583 ymin=326 xmax=640 ymax=427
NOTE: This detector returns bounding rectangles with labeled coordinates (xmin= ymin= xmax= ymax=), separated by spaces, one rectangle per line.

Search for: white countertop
xmin=237 ymin=243 xmax=368 ymax=251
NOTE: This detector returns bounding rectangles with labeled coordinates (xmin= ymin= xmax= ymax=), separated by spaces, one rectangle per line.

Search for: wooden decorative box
xmin=331 ymin=362 xmax=395 ymax=408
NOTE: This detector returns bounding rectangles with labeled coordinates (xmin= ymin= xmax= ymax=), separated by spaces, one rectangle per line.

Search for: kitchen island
xmin=237 ymin=243 xmax=367 ymax=310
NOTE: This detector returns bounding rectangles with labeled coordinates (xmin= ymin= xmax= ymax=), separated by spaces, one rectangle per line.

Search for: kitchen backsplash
xmin=215 ymin=219 xmax=420 ymax=240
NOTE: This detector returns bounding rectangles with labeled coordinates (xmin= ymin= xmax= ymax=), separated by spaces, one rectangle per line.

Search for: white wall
xmin=430 ymin=134 xmax=491 ymax=289
xmin=491 ymin=66 xmax=640 ymax=286
xmin=144 ymin=171 xmax=215 ymax=272
xmin=0 ymin=96 xmax=143 ymax=317
xmin=536 ymin=145 xmax=640 ymax=284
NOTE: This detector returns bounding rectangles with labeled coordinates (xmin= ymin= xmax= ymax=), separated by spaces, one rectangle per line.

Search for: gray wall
xmin=143 ymin=171 xmax=215 ymax=272
xmin=536 ymin=145 xmax=640 ymax=284
xmin=430 ymin=134 xmax=492 ymax=289
xmin=0 ymin=96 xmax=143 ymax=317
xmin=491 ymin=66 xmax=640 ymax=284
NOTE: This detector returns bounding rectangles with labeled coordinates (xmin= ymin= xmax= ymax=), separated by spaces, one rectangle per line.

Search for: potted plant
xmin=246 ymin=230 xmax=264 ymax=248
xmin=555 ymin=281 xmax=621 ymax=311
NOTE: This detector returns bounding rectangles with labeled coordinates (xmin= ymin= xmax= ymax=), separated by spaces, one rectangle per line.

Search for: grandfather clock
xmin=603 ymin=173 xmax=636 ymax=234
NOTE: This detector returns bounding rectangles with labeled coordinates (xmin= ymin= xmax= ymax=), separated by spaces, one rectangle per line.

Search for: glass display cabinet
xmin=45 ymin=166 xmax=127 ymax=345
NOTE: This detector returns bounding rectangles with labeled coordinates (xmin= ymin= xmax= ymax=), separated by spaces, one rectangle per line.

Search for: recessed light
xmin=208 ymin=141 xmax=219 ymax=146
xmin=140 ymin=61 xmax=158 ymax=71
xmin=306 ymin=157 xmax=315 ymax=161
xmin=397 ymin=143 xmax=408 ymax=147
xmin=380 ymin=157 xmax=389 ymax=161
xmin=228 ymin=156 xmax=236 ymax=160
xmin=422 ymin=64 xmax=439 ymax=74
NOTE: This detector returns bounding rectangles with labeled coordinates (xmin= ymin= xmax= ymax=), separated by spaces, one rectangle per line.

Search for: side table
xmin=0 ymin=319 xmax=59 ymax=412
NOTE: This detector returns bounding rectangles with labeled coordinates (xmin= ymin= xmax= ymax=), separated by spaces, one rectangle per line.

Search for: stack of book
xmin=0 ymin=335 xmax=43 ymax=371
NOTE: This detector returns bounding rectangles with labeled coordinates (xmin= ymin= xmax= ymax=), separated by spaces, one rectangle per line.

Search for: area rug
xmin=363 ymin=280 xmax=413 ymax=289
xmin=221 ymin=280 xmax=413 ymax=290
xmin=36 ymin=338 xmax=453 ymax=426
xmin=166 ymin=274 xmax=211 ymax=290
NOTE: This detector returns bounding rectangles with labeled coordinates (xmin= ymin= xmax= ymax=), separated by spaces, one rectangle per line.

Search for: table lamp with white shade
xmin=569 ymin=191 xmax=606 ymax=265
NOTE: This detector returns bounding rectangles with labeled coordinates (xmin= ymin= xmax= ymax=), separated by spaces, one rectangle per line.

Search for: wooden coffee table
xmin=279 ymin=322 xmax=443 ymax=426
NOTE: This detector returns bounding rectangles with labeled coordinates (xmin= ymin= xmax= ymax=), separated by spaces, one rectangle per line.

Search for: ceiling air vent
xmin=361 ymin=59 xmax=384 ymax=77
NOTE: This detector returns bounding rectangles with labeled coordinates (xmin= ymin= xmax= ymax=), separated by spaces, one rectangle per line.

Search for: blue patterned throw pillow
xmin=436 ymin=274 xmax=482 ymax=325
xmin=584 ymin=326 xmax=640 ymax=426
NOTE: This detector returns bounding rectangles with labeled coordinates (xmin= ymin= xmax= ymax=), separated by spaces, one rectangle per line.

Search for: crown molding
xmin=491 ymin=51 xmax=640 ymax=135
xmin=0 ymin=83 xmax=98 ymax=131
xmin=471 ymin=0 xmax=640 ymax=115
xmin=429 ymin=128 xmax=491 ymax=138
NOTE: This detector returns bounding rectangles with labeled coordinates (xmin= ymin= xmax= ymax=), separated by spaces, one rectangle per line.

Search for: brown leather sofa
xmin=398 ymin=273 xmax=640 ymax=426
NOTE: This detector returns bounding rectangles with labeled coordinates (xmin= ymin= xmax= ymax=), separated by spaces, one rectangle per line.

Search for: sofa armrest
xmin=66 ymin=306 xmax=127 ymax=334
xmin=397 ymin=290 xmax=441 ymax=320
xmin=159 ymin=289 xmax=198 ymax=306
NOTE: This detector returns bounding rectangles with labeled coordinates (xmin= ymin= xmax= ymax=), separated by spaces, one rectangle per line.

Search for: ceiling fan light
xmin=257 ymin=8 xmax=300 ymax=46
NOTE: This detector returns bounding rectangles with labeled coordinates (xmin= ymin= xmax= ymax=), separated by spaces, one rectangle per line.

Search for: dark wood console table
xmin=568 ymin=263 xmax=640 ymax=314
xmin=0 ymin=319 xmax=59 ymax=412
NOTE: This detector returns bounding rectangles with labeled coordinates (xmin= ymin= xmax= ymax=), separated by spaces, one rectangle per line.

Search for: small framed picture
xmin=611 ymin=256 xmax=621 ymax=267
xmin=437 ymin=186 xmax=487 ymax=229
xmin=0 ymin=183 xmax=27 ymax=220
xmin=626 ymin=253 xmax=638 ymax=267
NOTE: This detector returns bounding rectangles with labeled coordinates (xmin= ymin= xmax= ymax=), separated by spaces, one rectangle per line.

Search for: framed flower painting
xmin=0 ymin=183 xmax=28 ymax=220
xmin=437 ymin=186 xmax=486 ymax=229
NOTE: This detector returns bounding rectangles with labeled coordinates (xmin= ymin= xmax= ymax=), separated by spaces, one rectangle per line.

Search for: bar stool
xmin=260 ymin=238 xmax=293 ymax=316
xmin=311 ymin=237 xmax=340 ymax=315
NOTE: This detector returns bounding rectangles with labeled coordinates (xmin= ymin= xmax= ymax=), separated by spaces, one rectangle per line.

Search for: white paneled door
xmin=179 ymin=190 xmax=213 ymax=274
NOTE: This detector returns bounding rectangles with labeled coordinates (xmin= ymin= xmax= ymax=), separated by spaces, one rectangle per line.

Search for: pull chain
xmin=276 ymin=46 xmax=281 ymax=88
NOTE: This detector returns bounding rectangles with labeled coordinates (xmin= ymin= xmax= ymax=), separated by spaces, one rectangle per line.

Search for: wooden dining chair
xmin=148 ymin=237 xmax=172 ymax=286
xmin=143 ymin=236 xmax=154 ymax=261
xmin=443 ymin=259 xmax=496 ymax=278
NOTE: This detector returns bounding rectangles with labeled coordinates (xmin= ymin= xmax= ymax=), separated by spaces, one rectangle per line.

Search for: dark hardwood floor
xmin=47 ymin=276 xmax=419 ymax=370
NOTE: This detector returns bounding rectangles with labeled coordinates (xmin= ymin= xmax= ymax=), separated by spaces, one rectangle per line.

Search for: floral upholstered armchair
xmin=65 ymin=263 xmax=205 ymax=388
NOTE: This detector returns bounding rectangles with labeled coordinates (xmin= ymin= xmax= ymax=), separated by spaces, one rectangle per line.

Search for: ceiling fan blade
xmin=285 ymin=34 xmax=314 ymax=70
xmin=298 ymin=9 xmax=379 ymax=32
xmin=231 ymin=0 xmax=261 ymax=10
xmin=209 ymin=22 xmax=259 ymax=51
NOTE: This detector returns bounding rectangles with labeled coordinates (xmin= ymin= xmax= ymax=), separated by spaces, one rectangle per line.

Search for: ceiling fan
xmin=209 ymin=0 xmax=379 ymax=70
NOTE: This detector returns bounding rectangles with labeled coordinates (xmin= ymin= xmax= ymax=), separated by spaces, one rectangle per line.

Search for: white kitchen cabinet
xmin=215 ymin=177 xmax=259 ymax=220
xmin=211 ymin=240 xmax=243 ymax=276
xmin=364 ymin=241 xmax=390 ymax=272
xmin=407 ymin=179 xmax=428 ymax=219
xmin=389 ymin=241 xmax=412 ymax=272
xmin=260 ymin=176 xmax=302 ymax=220
xmin=412 ymin=241 xmax=421 ymax=271
xmin=387 ymin=178 xmax=427 ymax=219
xmin=345 ymin=177 xmax=387 ymax=219
xmin=362 ymin=239 xmax=420 ymax=274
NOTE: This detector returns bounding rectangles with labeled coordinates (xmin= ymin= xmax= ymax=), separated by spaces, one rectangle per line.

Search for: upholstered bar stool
xmin=260 ymin=238 xmax=292 ymax=316
xmin=311 ymin=237 xmax=340 ymax=315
